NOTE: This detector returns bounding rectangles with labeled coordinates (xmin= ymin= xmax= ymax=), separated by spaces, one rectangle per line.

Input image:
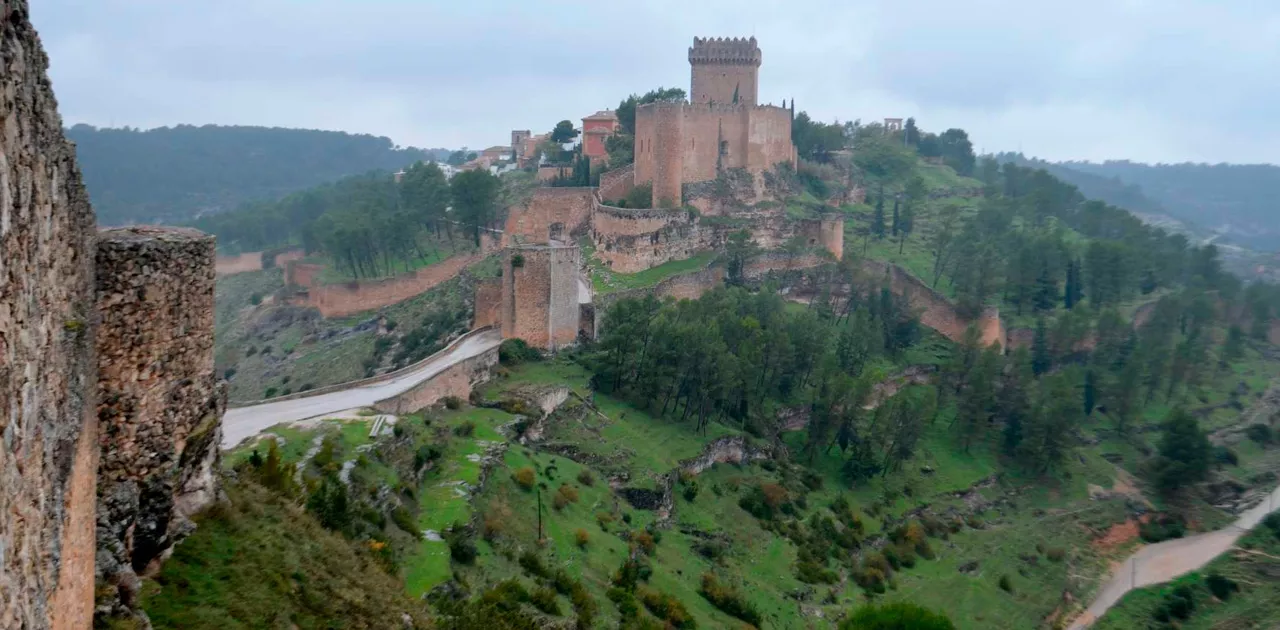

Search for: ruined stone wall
xmin=287 ymin=261 xmax=324 ymax=288
xmin=859 ymin=260 xmax=1006 ymax=348
xmin=373 ymin=346 xmax=499 ymax=415
xmin=501 ymin=245 xmax=580 ymax=350
xmin=94 ymin=227 xmax=226 ymax=622
xmin=472 ymin=277 xmax=502 ymax=329
xmin=592 ymin=265 xmax=725 ymax=338
xmin=591 ymin=204 xmax=700 ymax=273
xmin=1 ymin=1 xmax=100 ymax=626
xmin=503 ymin=187 xmax=594 ymax=246
xmin=743 ymin=251 xmax=828 ymax=279
xmin=598 ymin=163 xmax=635 ymax=203
xmin=794 ymin=214 xmax=844 ymax=261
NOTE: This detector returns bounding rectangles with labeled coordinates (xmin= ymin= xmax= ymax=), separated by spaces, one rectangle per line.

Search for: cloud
xmin=29 ymin=0 xmax=1280 ymax=163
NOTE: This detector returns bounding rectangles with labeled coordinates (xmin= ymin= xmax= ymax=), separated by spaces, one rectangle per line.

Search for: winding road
xmin=220 ymin=329 xmax=503 ymax=448
xmin=1068 ymin=484 xmax=1280 ymax=628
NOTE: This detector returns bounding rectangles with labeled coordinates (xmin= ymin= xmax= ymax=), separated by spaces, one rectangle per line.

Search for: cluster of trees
xmin=195 ymin=162 xmax=505 ymax=277
xmin=67 ymin=124 xmax=444 ymax=226
xmin=590 ymin=266 xmax=925 ymax=479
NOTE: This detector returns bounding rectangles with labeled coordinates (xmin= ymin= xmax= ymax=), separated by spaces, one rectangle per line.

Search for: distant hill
xmin=67 ymin=124 xmax=451 ymax=226
xmin=1050 ymin=160 xmax=1280 ymax=251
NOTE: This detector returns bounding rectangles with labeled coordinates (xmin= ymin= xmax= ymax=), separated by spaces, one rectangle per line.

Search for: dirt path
xmin=1067 ymin=484 xmax=1280 ymax=628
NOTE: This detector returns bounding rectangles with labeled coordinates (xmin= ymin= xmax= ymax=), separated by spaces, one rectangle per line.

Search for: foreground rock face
xmin=0 ymin=1 xmax=100 ymax=628
xmin=94 ymin=227 xmax=225 ymax=623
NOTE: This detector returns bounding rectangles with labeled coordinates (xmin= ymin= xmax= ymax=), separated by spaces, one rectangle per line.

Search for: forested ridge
xmin=1049 ymin=159 xmax=1280 ymax=250
xmin=68 ymin=124 xmax=449 ymax=226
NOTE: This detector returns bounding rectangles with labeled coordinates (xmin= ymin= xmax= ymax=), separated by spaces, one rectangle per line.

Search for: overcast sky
xmin=30 ymin=0 xmax=1280 ymax=164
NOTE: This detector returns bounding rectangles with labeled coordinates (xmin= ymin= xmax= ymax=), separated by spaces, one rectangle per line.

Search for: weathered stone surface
xmin=94 ymin=226 xmax=226 ymax=625
xmin=500 ymin=245 xmax=579 ymax=350
xmin=1 ymin=1 xmax=99 ymax=628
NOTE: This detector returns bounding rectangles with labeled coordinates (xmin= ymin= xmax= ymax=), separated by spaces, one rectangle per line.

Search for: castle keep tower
xmin=689 ymin=36 xmax=761 ymax=106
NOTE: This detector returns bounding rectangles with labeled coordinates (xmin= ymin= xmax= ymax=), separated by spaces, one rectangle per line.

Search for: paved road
xmin=1068 ymin=484 xmax=1280 ymax=628
xmin=220 ymin=329 xmax=503 ymax=448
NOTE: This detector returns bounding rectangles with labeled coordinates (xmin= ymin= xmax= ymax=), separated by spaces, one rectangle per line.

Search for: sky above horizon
xmin=29 ymin=0 xmax=1280 ymax=165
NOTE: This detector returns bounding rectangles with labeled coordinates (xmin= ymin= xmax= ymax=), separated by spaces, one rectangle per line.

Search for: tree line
xmin=68 ymin=124 xmax=446 ymax=226
xmin=195 ymin=162 xmax=508 ymax=279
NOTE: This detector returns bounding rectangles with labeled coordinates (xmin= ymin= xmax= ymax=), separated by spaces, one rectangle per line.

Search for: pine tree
xmin=1031 ymin=318 xmax=1051 ymax=376
xmin=1151 ymin=408 xmax=1211 ymax=496
xmin=999 ymin=348 xmax=1033 ymax=457
xmin=1064 ymin=259 xmax=1083 ymax=310
xmin=872 ymin=196 xmax=887 ymax=239
xmin=891 ymin=198 xmax=901 ymax=236
xmin=1032 ymin=260 xmax=1059 ymax=312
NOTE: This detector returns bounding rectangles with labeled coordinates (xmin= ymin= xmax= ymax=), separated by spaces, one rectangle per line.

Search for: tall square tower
xmin=689 ymin=37 xmax=761 ymax=106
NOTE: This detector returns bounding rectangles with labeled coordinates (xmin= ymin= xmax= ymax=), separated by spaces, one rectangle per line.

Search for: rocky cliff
xmin=0 ymin=2 xmax=100 ymax=628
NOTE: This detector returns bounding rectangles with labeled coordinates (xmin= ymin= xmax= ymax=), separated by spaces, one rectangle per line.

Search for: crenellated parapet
xmin=689 ymin=36 xmax=762 ymax=66
xmin=93 ymin=226 xmax=226 ymax=623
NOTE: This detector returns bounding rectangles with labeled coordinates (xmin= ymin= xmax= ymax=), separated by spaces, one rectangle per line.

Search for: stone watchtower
xmin=689 ymin=36 xmax=761 ymax=106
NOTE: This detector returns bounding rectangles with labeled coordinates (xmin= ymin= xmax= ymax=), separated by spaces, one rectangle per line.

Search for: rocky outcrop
xmin=1 ymin=2 xmax=100 ymax=628
xmin=94 ymin=227 xmax=226 ymax=625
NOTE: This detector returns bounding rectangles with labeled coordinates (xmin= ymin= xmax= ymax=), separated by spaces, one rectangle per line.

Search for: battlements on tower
xmin=688 ymin=36 xmax=762 ymax=66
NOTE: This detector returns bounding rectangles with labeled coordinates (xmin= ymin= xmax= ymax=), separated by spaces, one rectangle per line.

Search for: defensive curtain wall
xmin=590 ymin=204 xmax=700 ymax=273
xmin=1 ymin=5 xmax=231 ymax=624
xmin=282 ymin=233 xmax=500 ymax=318
xmin=503 ymin=186 xmax=595 ymax=245
xmin=860 ymin=260 xmax=1005 ymax=349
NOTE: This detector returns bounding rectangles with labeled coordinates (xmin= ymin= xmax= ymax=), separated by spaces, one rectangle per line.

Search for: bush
xmin=499 ymin=338 xmax=542 ymax=365
xmin=249 ymin=293 xmax=263 ymax=305
xmin=840 ymin=602 xmax=957 ymax=629
xmin=482 ymin=501 xmax=513 ymax=541
xmin=264 ymin=387 xmax=278 ymax=398
xmin=442 ymin=395 xmax=463 ymax=410
xmin=1046 ymin=547 xmax=1066 ymax=562
xmin=1246 ymin=422 xmax=1274 ymax=445
xmin=636 ymin=586 xmax=695 ymax=628
xmin=1140 ymin=514 xmax=1186 ymax=543
xmin=1206 ymin=573 xmax=1238 ymax=601
xmin=998 ymin=574 xmax=1013 ymax=593
xmin=530 ymin=587 xmax=561 ymax=615
xmin=513 ymin=467 xmax=536 ymax=490
xmin=223 ymin=367 xmax=237 ymax=380
xmin=390 ymin=507 xmax=418 ymax=538
xmin=1265 ymin=512 xmax=1280 ymax=539
xmin=453 ymin=420 xmax=475 ymax=437
xmin=577 ymin=469 xmax=595 ymax=486
xmin=1153 ymin=585 xmax=1195 ymax=622
xmin=797 ymin=560 xmax=839 ymax=584
xmin=1214 ymin=445 xmax=1239 ymax=466
xmin=699 ymin=573 xmax=763 ymax=626
xmin=445 ymin=528 xmax=477 ymax=565
xmin=632 ymin=530 xmax=656 ymax=555
xmin=683 ymin=481 xmax=699 ymax=502
xmin=553 ymin=484 xmax=580 ymax=511
xmin=519 ymin=550 xmax=551 ymax=579
xmin=596 ymin=511 xmax=615 ymax=531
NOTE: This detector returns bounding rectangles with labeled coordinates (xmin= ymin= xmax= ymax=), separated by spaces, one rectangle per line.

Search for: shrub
xmin=442 ymin=395 xmax=463 ymax=410
xmin=596 ymin=511 xmax=615 ymax=531
xmin=632 ymin=530 xmax=656 ymax=555
xmin=482 ymin=501 xmax=513 ymax=541
xmin=390 ymin=507 xmax=418 ymax=538
xmin=636 ymin=586 xmax=695 ymax=628
xmin=1206 ymin=573 xmax=1238 ymax=601
xmin=453 ymin=420 xmax=476 ymax=437
xmin=519 ymin=550 xmax=551 ymax=579
xmin=530 ymin=587 xmax=561 ymax=615
xmin=577 ymin=469 xmax=595 ymax=486
xmin=264 ymin=387 xmax=278 ymax=398
xmin=575 ymin=528 xmax=590 ymax=548
xmin=513 ymin=467 xmax=536 ymax=490
xmin=249 ymin=293 xmax=263 ymax=305
xmin=699 ymin=573 xmax=763 ymax=626
xmin=498 ymin=338 xmax=542 ymax=365
xmin=1214 ymin=445 xmax=1239 ymax=466
xmin=1046 ymin=547 xmax=1066 ymax=562
xmin=840 ymin=602 xmax=956 ymax=629
xmin=553 ymin=484 xmax=580 ymax=510
xmin=1140 ymin=514 xmax=1186 ymax=543
xmin=445 ymin=528 xmax=477 ymax=565
xmin=998 ymin=574 xmax=1013 ymax=593
xmin=797 ymin=560 xmax=838 ymax=584
xmin=1265 ymin=512 xmax=1280 ymax=539
xmin=683 ymin=481 xmax=699 ymax=502
xmin=1246 ymin=422 xmax=1274 ymax=445
xmin=1153 ymin=585 xmax=1196 ymax=622
xmin=222 ymin=367 xmax=237 ymax=380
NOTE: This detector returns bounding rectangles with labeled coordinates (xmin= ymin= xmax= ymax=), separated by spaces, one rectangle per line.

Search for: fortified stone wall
xmin=743 ymin=251 xmax=828 ymax=279
xmin=634 ymin=102 xmax=795 ymax=208
xmin=286 ymin=236 xmax=498 ymax=318
xmin=503 ymin=187 xmax=594 ymax=246
xmin=598 ymin=163 xmax=635 ymax=203
xmin=94 ymin=227 xmax=226 ymax=622
xmin=859 ymin=260 xmax=1005 ymax=349
xmin=287 ymin=261 xmax=324 ymax=288
xmin=1 ymin=2 xmax=100 ymax=625
xmin=591 ymin=204 xmax=700 ymax=273
xmin=473 ymin=277 xmax=502 ymax=329
xmin=500 ymin=246 xmax=580 ymax=350
xmin=373 ymin=346 xmax=499 ymax=415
